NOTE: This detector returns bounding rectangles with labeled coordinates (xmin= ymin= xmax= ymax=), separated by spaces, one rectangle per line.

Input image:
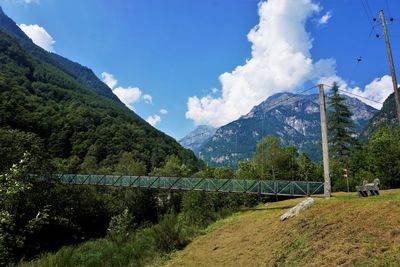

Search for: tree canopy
xmin=328 ymin=82 xmax=357 ymax=161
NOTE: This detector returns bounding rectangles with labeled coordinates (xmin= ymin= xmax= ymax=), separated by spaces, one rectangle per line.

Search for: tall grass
xmin=21 ymin=212 xmax=200 ymax=267
xmin=22 ymin=225 xmax=161 ymax=267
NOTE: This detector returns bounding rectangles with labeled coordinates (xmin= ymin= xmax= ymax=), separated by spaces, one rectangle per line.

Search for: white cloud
xmin=361 ymin=76 xmax=394 ymax=108
xmin=101 ymin=72 xmax=118 ymax=89
xmin=113 ymin=86 xmax=142 ymax=108
xmin=160 ymin=109 xmax=168 ymax=115
xmin=7 ymin=0 xmax=39 ymax=4
xmin=212 ymin=88 xmax=218 ymax=94
xmin=318 ymin=11 xmax=332 ymax=25
xmin=186 ymin=0 xmax=335 ymax=127
xmin=319 ymin=75 xmax=393 ymax=109
xmin=146 ymin=115 xmax=161 ymax=126
xmin=102 ymin=71 xmax=151 ymax=110
xmin=18 ymin=24 xmax=55 ymax=52
xmin=142 ymin=94 xmax=153 ymax=104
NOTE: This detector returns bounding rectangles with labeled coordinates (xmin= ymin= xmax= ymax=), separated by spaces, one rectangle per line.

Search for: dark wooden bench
xmin=356 ymin=179 xmax=380 ymax=197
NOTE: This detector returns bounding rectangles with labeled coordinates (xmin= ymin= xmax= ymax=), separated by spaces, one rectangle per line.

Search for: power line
xmin=385 ymin=0 xmax=393 ymax=19
xmin=363 ymin=0 xmax=374 ymax=18
xmin=360 ymin=0 xmax=379 ymax=37
xmin=322 ymin=83 xmax=383 ymax=105
xmin=338 ymin=89 xmax=383 ymax=105
xmin=360 ymin=0 xmax=373 ymax=25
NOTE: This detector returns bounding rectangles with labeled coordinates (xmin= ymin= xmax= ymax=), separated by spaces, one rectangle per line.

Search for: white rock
xmin=280 ymin=197 xmax=315 ymax=221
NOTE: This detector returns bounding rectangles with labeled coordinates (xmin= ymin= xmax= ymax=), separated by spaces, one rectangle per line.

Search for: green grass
xmin=164 ymin=190 xmax=400 ymax=267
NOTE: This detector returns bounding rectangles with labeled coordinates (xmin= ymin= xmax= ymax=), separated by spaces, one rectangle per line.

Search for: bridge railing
xmin=33 ymin=174 xmax=324 ymax=196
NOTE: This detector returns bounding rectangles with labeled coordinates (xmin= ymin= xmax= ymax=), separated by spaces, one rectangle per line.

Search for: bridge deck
xmin=34 ymin=174 xmax=324 ymax=197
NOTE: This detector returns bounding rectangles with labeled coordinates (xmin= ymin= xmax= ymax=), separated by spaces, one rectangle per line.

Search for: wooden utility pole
xmin=318 ymin=84 xmax=331 ymax=198
xmin=380 ymin=10 xmax=400 ymax=124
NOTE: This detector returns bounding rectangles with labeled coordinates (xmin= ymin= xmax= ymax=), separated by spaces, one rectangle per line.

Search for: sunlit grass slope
xmin=164 ymin=190 xmax=400 ymax=267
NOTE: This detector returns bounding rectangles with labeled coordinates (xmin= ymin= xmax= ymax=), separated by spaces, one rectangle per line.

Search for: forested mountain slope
xmin=0 ymin=6 xmax=121 ymax=103
xmin=0 ymin=30 xmax=200 ymax=173
xmin=362 ymin=90 xmax=399 ymax=136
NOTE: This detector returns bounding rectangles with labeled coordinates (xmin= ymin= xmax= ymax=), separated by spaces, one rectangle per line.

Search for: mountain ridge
xmin=196 ymin=91 xmax=377 ymax=166
xmin=0 ymin=24 xmax=200 ymax=172
xmin=0 ymin=7 xmax=122 ymax=104
xmin=179 ymin=125 xmax=217 ymax=154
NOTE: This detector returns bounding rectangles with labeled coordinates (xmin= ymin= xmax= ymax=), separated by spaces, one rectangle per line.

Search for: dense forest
xmin=0 ymin=30 xmax=201 ymax=175
xmin=0 ymin=6 xmax=121 ymax=103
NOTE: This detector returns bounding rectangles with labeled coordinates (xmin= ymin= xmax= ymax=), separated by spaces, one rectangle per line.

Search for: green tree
xmin=328 ymin=82 xmax=356 ymax=162
xmin=114 ymin=152 xmax=147 ymax=176
xmin=191 ymin=166 xmax=215 ymax=178
xmin=150 ymin=155 xmax=190 ymax=177
xmin=80 ymin=154 xmax=98 ymax=174
xmin=351 ymin=126 xmax=400 ymax=188
xmin=0 ymin=129 xmax=47 ymax=174
xmin=297 ymin=153 xmax=320 ymax=181
xmin=285 ymin=145 xmax=299 ymax=180
xmin=213 ymin=167 xmax=234 ymax=179
xmin=254 ymin=136 xmax=293 ymax=180
xmin=150 ymin=155 xmax=191 ymax=215
xmin=0 ymin=153 xmax=49 ymax=265
xmin=180 ymin=191 xmax=215 ymax=228
xmin=107 ymin=208 xmax=135 ymax=243
xmin=236 ymin=161 xmax=259 ymax=180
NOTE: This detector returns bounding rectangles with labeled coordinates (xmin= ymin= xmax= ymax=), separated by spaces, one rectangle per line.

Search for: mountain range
xmin=181 ymin=92 xmax=378 ymax=167
xmin=179 ymin=125 xmax=216 ymax=155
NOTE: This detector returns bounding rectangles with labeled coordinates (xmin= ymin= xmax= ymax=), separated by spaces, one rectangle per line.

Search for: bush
xmin=150 ymin=213 xmax=188 ymax=253
xmin=180 ymin=192 xmax=216 ymax=228
xmin=107 ymin=209 xmax=135 ymax=243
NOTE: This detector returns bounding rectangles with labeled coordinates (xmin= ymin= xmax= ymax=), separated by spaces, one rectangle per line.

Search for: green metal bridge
xmin=34 ymin=174 xmax=324 ymax=197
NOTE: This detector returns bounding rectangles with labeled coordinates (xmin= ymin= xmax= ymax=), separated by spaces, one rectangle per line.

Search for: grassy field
xmin=163 ymin=190 xmax=400 ymax=267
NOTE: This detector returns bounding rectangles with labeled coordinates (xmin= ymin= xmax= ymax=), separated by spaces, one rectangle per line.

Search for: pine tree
xmin=328 ymin=82 xmax=356 ymax=161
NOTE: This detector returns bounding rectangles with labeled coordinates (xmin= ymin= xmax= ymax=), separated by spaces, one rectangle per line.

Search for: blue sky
xmin=1 ymin=0 xmax=400 ymax=139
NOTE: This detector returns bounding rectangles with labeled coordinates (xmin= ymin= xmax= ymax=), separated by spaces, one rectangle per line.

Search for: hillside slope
xmin=165 ymin=191 xmax=400 ymax=266
xmin=0 ymin=29 xmax=200 ymax=172
xmin=0 ymin=6 xmax=122 ymax=104
xmin=362 ymin=90 xmax=398 ymax=137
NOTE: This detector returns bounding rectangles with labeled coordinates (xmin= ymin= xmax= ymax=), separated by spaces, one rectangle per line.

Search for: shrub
xmin=150 ymin=213 xmax=188 ymax=253
xmin=107 ymin=209 xmax=135 ymax=243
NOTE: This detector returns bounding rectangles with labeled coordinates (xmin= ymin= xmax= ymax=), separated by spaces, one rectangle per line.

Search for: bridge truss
xmin=34 ymin=174 xmax=324 ymax=197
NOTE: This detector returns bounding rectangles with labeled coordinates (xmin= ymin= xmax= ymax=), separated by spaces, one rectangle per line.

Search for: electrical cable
xmin=385 ymin=0 xmax=393 ymax=20
xmin=322 ymin=84 xmax=383 ymax=105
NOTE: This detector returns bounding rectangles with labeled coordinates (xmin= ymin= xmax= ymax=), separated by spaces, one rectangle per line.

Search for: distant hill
xmin=179 ymin=125 xmax=217 ymax=155
xmin=0 ymin=6 xmax=122 ymax=104
xmin=198 ymin=92 xmax=377 ymax=167
xmin=0 ymin=28 xmax=200 ymax=172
